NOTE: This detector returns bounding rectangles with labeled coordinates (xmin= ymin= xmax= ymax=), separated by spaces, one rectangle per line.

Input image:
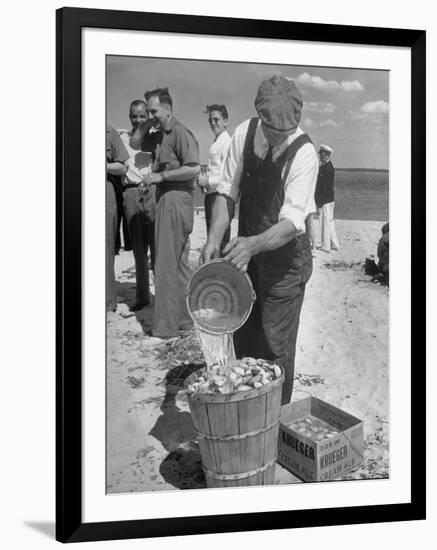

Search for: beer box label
xmin=277 ymin=397 xmax=364 ymax=482
xmin=279 ymin=425 xmax=318 ymax=481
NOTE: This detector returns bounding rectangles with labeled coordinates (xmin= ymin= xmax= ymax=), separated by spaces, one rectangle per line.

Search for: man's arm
xmin=130 ymin=120 xmax=154 ymax=150
xmin=223 ymin=219 xmax=298 ymax=271
xmin=200 ymin=194 xmax=235 ymax=263
xmin=160 ymin=164 xmax=200 ymax=181
xmin=143 ymin=126 xmax=200 ymax=184
xmin=107 ymin=161 xmax=127 ymax=177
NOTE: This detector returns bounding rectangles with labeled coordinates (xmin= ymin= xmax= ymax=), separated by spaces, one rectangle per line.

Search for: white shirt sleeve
xmin=278 ymin=143 xmax=318 ymax=233
xmin=207 ymin=132 xmax=232 ymax=191
xmin=216 ymin=119 xmax=251 ymax=201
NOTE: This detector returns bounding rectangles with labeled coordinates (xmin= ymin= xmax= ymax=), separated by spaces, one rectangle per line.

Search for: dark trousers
xmin=113 ymin=180 xmax=131 ymax=253
xmin=205 ymin=192 xmax=231 ymax=252
xmin=106 ymin=180 xmax=118 ymax=308
xmin=123 ymin=188 xmax=155 ymax=305
xmin=234 ymin=259 xmax=307 ymax=404
xmin=153 ymin=189 xmax=194 ymax=338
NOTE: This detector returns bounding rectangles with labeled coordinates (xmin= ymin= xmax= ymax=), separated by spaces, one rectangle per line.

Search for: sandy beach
xmin=106 ymin=211 xmax=389 ymax=493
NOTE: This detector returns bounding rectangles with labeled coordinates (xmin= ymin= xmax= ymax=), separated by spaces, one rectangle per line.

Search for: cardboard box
xmin=277 ymin=396 xmax=364 ymax=482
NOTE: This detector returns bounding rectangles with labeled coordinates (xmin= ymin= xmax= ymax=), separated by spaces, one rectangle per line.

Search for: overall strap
xmin=242 ymin=117 xmax=260 ymax=168
xmin=281 ymin=133 xmax=313 ymax=184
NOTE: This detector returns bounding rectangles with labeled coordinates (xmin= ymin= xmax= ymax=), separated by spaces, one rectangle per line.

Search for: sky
xmin=107 ymin=56 xmax=389 ymax=169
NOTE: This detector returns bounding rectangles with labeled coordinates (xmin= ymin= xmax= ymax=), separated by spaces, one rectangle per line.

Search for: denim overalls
xmin=234 ymin=118 xmax=314 ymax=403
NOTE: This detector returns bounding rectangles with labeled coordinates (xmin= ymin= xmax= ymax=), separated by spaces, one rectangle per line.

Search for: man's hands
xmin=200 ymin=236 xmax=256 ymax=272
xmin=142 ymin=172 xmax=163 ymax=186
xmin=197 ymin=174 xmax=209 ymax=191
xmin=199 ymin=238 xmax=221 ymax=265
xmin=222 ymin=237 xmax=256 ymax=272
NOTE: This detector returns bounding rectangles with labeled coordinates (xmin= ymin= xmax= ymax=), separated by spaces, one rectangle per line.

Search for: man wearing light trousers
xmin=315 ymin=144 xmax=339 ymax=252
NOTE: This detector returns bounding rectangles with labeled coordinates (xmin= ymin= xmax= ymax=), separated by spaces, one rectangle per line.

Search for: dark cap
xmin=254 ymin=75 xmax=303 ymax=133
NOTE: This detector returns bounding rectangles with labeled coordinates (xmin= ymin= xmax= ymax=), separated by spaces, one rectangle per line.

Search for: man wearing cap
xmin=201 ymin=75 xmax=318 ymax=404
xmin=315 ymin=144 xmax=340 ymax=252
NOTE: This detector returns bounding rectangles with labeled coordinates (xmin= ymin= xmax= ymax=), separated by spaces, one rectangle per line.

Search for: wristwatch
xmin=161 ymin=171 xmax=168 ymax=182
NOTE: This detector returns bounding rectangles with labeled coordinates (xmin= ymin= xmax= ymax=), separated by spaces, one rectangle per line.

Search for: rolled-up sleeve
xmin=279 ymin=143 xmax=318 ymax=233
xmin=216 ymin=120 xmax=250 ymax=202
xmin=174 ymin=127 xmax=199 ymax=166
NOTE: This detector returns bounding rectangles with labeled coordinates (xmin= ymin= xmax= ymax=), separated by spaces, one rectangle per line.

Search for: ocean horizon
xmin=194 ymin=169 xmax=389 ymax=222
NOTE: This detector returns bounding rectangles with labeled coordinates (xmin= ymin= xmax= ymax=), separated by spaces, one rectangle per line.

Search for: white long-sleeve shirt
xmin=217 ymin=119 xmax=318 ymax=233
xmin=206 ymin=130 xmax=231 ymax=194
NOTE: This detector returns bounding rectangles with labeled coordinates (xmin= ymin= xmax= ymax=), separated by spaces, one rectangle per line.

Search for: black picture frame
xmin=56 ymin=7 xmax=426 ymax=543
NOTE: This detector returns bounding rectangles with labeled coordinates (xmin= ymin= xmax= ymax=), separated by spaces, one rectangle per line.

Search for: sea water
xmin=194 ymin=326 xmax=236 ymax=372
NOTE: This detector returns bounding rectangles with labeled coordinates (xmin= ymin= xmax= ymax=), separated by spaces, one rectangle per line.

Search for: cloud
xmin=304 ymin=102 xmax=336 ymax=113
xmin=302 ymin=118 xmax=343 ymax=128
xmin=294 ymin=72 xmax=364 ymax=92
xmin=341 ymin=80 xmax=365 ymax=92
xmin=347 ymin=100 xmax=389 ymax=125
xmin=302 ymin=118 xmax=317 ymax=129
xmin=319 ymin=119 xmax=343 ymax=127
xmin=360 ymin=100 xmax=389 ymax=114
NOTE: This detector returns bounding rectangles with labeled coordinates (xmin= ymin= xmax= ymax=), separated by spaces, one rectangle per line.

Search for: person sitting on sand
xmin=314 ymin=144 xmax=340 ymax=252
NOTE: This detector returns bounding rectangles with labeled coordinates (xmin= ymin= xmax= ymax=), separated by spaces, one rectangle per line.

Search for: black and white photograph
xmin=105 ymin=55 xmax=390 ymax=493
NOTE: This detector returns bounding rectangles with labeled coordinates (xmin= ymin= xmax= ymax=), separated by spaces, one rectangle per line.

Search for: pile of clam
xmin=289 ymin=415 xmax=339 ymax=442
xmin=186 ymin=356 xmax=282 ymax=395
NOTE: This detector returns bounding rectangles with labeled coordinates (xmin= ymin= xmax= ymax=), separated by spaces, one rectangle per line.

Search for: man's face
xmin=208 ymin=110 xmax=227 ymax=137
xmin=129 ymin=103 xmax=147 ymax=130
xmin=261 ymin=123 xmax=289 ymax=148
xmin=146 ymin=96 xmax=171 ymax=130
xmin=319 ymin=151 xmax=330 ymax=163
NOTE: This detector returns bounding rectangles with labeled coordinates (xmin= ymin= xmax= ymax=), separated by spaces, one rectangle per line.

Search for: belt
xmin=124 ymin=183 xmax=141 ymax=189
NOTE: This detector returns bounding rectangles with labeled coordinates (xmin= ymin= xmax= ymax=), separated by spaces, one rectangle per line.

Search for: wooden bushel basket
xmin=185 ymin=365 xmax=284 ymax=488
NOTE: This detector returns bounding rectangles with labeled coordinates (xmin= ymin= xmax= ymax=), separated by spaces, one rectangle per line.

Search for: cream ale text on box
xmin=277 ymin=397 xmax=364 ymax=482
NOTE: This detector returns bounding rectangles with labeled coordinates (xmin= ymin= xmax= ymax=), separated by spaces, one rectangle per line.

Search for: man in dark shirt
xmin=106 ymin=125 xmax=128 ymax=311
xmin=132 ymin=88 xmax=200 ymax=339
xmin=314 ymin=144 xmax=340 ymax=252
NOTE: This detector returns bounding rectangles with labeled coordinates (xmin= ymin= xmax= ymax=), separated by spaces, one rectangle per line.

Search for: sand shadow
xmin=114 ymin=281 xmax=155 ymax=335
xmin=159 ymin=443 xmax=206 ymax=490
xmin=149 ymin=363 xmax=206 ymax=489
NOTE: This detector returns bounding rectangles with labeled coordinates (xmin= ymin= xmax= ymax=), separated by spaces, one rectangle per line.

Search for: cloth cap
xmin=254 ymin=76 xmax=303 ymax=133
xmin=319 ymin=144 xmax=333 ymax=154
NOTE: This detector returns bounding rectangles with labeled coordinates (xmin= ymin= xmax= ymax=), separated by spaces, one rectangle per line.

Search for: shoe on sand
xmin=130 ymin=301 xmax=150 ymax=312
